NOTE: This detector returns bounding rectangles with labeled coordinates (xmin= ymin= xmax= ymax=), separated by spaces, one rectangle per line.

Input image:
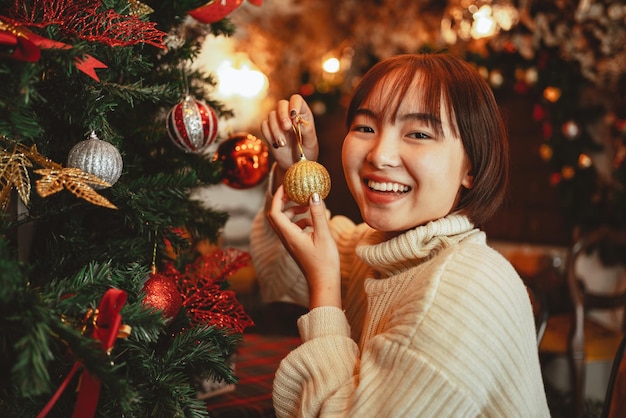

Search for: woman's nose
xmin=366 ymin=133 xmax=400 ymax=169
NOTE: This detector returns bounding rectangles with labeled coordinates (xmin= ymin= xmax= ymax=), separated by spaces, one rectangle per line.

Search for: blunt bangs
xmin=346 ymin=56 xmax=458 ymax=140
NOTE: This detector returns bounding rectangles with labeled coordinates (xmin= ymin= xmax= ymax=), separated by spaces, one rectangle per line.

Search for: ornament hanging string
xmin=291 ymin=114 xmax=309 ymax=160
xmin=152 ymin=233 xmax=158 ymax=274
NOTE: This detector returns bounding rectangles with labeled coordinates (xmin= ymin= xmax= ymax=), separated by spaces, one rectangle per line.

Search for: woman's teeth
xmin=367 ymin=180 xmax=410 ymax=193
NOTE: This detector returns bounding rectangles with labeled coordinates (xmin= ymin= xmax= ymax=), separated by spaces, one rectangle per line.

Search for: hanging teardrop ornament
xmin=283 ymin=114 xmax=331 ymax=205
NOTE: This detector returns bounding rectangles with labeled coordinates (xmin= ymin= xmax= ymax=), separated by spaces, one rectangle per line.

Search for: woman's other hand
xmin=267 ymin=185 xmax=341 ymax=310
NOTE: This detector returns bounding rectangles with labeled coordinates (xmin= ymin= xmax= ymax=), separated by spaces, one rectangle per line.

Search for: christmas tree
xmin=0 ymin=0 xmax=256 ymax=416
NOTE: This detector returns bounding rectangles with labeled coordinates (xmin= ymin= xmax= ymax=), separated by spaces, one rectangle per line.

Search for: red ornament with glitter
xmin=142 ymin=272 xmax=183 ymax=320
xmin=166 ymin=95 xmax=219 ymax=153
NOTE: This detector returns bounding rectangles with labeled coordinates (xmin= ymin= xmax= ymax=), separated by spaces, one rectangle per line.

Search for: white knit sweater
xmin=250 ymin=207 xmax=550 ymax=418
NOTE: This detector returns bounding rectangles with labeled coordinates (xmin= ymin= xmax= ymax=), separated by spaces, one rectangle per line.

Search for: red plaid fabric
xmin=206 ymin=333 xmax=301 ymax=417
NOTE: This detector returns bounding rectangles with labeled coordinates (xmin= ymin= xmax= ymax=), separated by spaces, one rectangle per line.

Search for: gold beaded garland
xmin=283 ymin=114 xmax=331 ymax=205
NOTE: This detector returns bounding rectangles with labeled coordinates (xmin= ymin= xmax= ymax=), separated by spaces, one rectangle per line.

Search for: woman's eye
xmin=408 ymin=131 xmax=431 ymax=140
xmin=353 ymin=125 xmax=375 ymax=133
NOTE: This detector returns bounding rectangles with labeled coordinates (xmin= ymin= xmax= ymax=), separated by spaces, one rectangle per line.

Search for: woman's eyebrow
xmin=400 ymin=112 xmax=441 ymax=125
xmin=354 ymin=108 xmax=377 ymax=119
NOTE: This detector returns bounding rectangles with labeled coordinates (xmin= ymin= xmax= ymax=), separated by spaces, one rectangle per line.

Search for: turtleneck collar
xmin=355 ymin=213 xmax=482 ymax=278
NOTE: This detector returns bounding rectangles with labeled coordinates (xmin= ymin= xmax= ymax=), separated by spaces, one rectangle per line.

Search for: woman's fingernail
xmin=290 ymin=109 xmax=297 ymax=118
xmin=278 ymin=138 xmax=286 ymax=147
xmin=272 ymin=142 xmax=279 ymax=149
xmin=311 ymin=193 xmax=321 ymax=204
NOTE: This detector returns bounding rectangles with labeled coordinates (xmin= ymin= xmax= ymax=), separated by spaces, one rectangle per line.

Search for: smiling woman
xmin=342 ymin=55 xmax=506 ymax=232
xmin=250 ymin=52 xmax=550 ymax=417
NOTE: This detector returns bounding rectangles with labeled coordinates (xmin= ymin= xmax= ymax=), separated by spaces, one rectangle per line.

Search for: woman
xmin=251 ymin=53 xmax=549 ymax=417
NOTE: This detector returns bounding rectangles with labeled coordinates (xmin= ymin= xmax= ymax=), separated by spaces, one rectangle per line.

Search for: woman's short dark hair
xmin=346 ymin=53 xmax=509 ymax=226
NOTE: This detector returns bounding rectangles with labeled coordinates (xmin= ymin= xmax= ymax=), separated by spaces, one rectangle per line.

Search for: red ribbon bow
xmin=37 ymin=288 xmax=128 ymax=418
xmin=0 ymin=19 xmax=108 ymax=81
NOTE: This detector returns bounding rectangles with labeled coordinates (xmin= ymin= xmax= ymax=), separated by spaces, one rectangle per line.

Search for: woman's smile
xmin=365 ymin=179 xmax=411 ymax=193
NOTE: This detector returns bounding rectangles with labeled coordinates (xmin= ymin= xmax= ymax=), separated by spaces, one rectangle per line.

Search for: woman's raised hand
xmin=260 ymin=94 xmax=319 ymax=191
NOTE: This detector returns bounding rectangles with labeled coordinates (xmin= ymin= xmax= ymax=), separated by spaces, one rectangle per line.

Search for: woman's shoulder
xmin=434 ymin=240 xmax=531 ymax=316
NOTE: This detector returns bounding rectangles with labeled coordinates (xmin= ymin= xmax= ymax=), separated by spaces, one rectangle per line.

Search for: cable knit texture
xmin=250 ymin=207 xmax=550 ymax=417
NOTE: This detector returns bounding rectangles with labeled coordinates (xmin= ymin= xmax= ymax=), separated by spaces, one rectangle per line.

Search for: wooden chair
xmin=539 ymin=227 xmax=626 ymax=418
xmin=602 ymin=334 xmax=626 ymax=418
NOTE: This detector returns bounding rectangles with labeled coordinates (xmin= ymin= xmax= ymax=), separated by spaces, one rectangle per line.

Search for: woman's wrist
xmin=308 ymin=280 xmax=342 ymax=310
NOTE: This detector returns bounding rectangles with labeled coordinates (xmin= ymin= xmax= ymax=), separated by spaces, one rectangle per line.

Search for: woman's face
xmin=342 ymin=72 xmax=473 ymax=235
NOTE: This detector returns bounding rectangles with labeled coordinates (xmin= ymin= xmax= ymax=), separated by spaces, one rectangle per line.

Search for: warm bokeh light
xmin=322 ymin=57 xmax=341 ymax=74
xmin=543 ymin=86 xmax=562 ymax=103
xmin=561 ymin=166 xmax=576 ymax=179
xmin=194 ymin=35 xmax=270 ymax=136
xmin=217 ymin=61 xmax=268 ymax=99
xmin=539 ymin=144 xmax=553 ymax=161
xmin=578 ymin=153 xmax=592 ymax=168
xmin=471 ymin=6 xmax=497 ymax=39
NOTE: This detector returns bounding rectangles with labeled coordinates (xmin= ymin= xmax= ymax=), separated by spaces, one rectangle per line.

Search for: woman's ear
xmin=462 ymin=159 xmax=474 ymax=189
xmin=462 ymin=171 xmax=474 ymax=189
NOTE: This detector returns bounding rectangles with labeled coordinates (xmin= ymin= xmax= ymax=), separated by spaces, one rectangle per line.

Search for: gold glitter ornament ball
xmin=283 ymin=158 xmax=331 ymax=205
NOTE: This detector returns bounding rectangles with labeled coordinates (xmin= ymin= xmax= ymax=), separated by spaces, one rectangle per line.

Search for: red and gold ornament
xmin=166 ymin=95 xmax=219 ymax=153
xmin=214 ymin=132 xmax=270 ymax=189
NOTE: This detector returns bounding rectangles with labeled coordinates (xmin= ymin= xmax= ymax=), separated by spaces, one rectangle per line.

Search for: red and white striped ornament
xmin=166 ymin=95 xmax=218 ymax=153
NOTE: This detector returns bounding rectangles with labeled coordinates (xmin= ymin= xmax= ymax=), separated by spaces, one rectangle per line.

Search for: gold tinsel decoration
xmin=283 ymin=115 xmax=331 ymax=206
xmin=127 ymin=0 xmax=154 ymax=17
xmin=0 ymin=145 xmax=33 ymax=210
xmin=0 ymin=136 xmax=117 ymax=210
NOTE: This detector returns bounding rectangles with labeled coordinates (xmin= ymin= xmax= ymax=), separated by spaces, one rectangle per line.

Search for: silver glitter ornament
xmin=67 ymin=132 xmax=123 ymax=189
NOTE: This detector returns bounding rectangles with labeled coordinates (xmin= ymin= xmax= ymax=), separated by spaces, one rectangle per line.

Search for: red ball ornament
xmin=214 ymin=132 xmax=270 ymax=189
xmin=166 ymin=95 xmax=219 ymax=153
xmin=188 ymin=0 xmax=243 ymax=24
xmin=142 ymin=273 xmax=182 ymax=320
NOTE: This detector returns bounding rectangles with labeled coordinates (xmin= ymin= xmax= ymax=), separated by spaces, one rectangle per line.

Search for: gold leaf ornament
xmin=35 ymin=168 xmax=117 ymax=209
xmin=283 ymin=115 xmax=331 ymax=206
xmin=0 ymin=146 xmax=33 ymax=210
